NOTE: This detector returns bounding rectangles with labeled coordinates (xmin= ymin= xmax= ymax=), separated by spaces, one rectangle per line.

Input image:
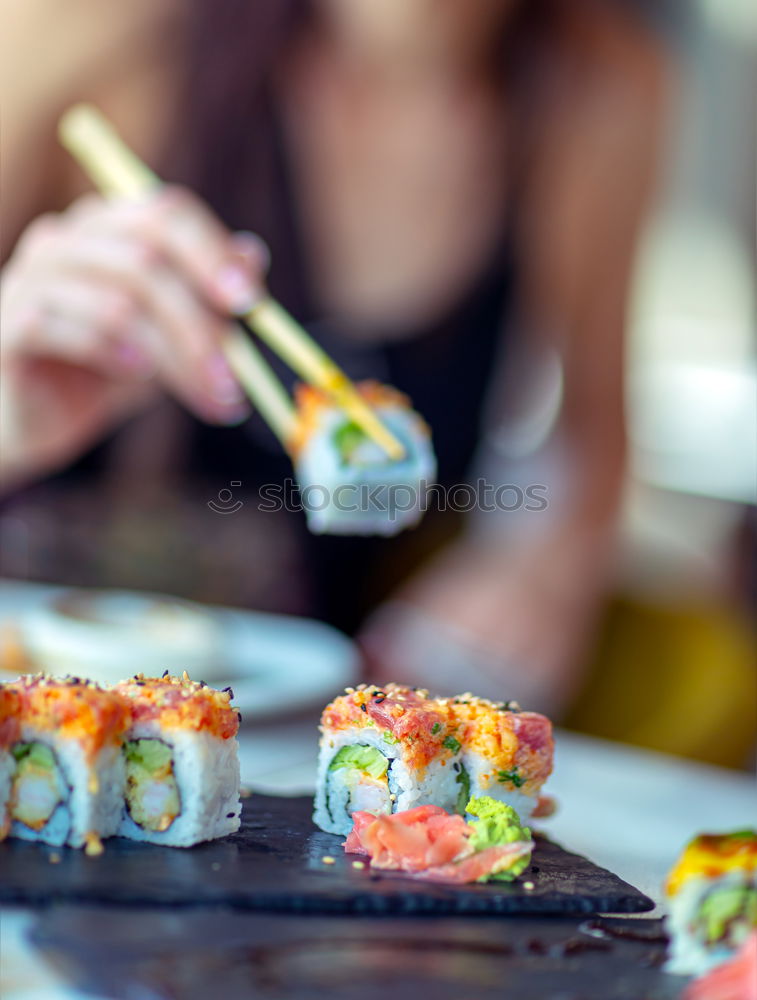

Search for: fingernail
xmin=233 ymin=231 xmax=271 ymax=274
xmin=215 ymin=265 xmax=256 ymax=314
xmin=207 ymin=355 xmax=245 ymax=406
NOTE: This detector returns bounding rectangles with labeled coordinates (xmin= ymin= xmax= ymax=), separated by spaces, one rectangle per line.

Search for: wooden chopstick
xmin=58 ymin=104 xmax=405 ymax=460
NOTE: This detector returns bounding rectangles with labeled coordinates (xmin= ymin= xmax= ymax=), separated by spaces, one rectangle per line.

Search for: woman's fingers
xmin=68 ymin=188 xmax=267 ymax=315
xmin=125 ymin=259 xmax=251 ymax=424
xmin=13 ymin=275 xmax=153 ymax=377
xmin=5 ymin=190 xmax=269 ymax=424
xmin=20 ymin=237 xmax=251 ymax=423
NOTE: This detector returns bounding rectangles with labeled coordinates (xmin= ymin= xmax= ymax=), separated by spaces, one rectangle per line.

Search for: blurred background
xmin=1 ymin=0 xmax=754 ymax=768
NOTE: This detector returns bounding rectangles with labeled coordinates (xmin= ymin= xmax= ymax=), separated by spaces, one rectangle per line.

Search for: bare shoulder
xmin=0 ymin=0 xmax=181 ymax=95
xmin=553 ymin=1 xmax=671 ymax=155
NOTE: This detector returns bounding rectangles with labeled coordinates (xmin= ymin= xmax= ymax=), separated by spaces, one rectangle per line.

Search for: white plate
xmin=0 ymin=580 xmax=359 ymax=720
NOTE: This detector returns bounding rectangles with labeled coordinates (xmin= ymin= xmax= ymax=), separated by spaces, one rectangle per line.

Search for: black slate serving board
xmin=30 ymin=906 xmax=683 ymax=1000
xmin=0 ymin=794 xmax=654 ymax=915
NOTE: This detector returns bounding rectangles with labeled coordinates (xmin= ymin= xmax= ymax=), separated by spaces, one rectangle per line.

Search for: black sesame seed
xmin=222 ymin=686 xmax=234 ymax=698
xmin=162 ymin=670 xmax=170 ymax=678
xmin=226 ymin=812 xmax=235 ymax=819
xmin=237 ymin=711 xmax=242 ymax=723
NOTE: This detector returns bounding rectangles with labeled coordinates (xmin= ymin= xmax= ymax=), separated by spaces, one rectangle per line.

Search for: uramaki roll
xmin=5 ymin=674 xmax=129 ymax=853
xmin=665 ymin=831 xmax=757 ymax=976
xmin=442 ymin=694 xmax=554 ymax=822
xmin=114 ymin=673 xmax=241 ymax=847
xmin=291 ymin=382 xmax=437 ymax=537
xmin=313 ymin=684 xmax=555 ymax=837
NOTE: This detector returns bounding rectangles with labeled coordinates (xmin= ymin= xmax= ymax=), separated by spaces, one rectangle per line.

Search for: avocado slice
xmin=329 ymin=745 xmax=389 ymax=779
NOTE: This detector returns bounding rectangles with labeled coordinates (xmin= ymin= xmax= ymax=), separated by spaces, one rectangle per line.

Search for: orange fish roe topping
xmin=115 ymin=673 xmax=238 ymax=739
xmin=321 ymin=684 xmax=458 ymax=772
xmin=321 ymin=684 xmax=554 ymax=790
xmin=666 ymin=831 xmax=757 ymax=897
xmin=442 ymin=694 xmax=554 ymax=794
xmin=10 ymin=674 xmax=130 ymax=759
xmin=0 ymin=685 xmax=21 ymax=750
xmin=289 ymin=380 xmax=429 ymax=459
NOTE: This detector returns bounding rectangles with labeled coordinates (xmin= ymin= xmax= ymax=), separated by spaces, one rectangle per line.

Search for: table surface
xmin=2 ymin=720 xmax=755 ymax=999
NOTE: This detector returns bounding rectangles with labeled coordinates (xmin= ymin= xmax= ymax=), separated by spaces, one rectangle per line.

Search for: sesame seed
xmin=523 ymin=881 xmax=535 ymax=890
xmin=49 ymin=853 xmax=61 ymax=864
xmin=322 ymin=856 xmax=336 ymax=865
xmin=351 ymin=861 xmax=366 ymax=870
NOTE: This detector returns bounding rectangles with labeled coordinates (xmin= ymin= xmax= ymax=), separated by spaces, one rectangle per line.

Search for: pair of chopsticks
xmin=58 ymin=104 xmax=404 ymax=460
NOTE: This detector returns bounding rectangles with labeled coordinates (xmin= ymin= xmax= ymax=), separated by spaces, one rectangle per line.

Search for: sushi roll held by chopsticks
xmin=665 ymin=830 xmax=757 ymax=975
xmin=3 ymin=675 xmax=130 ymax=853
xmin=291 ymin=382 xmax=437 ymax=536
xmin=114 ymin=674 xmax=241 ymax=847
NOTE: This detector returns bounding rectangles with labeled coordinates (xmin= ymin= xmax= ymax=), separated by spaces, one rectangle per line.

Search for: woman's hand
xmin=0 ymin=187 xmax=268 ymax=488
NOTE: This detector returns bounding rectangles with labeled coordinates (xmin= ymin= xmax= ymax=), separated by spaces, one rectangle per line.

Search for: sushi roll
xmin=291 ymin=381 xmax=436 ymax=537
xmin=115 ymin=673 xmax=241 ymax=847
xmin=665 ymin=830 xmax=757 ymax=976
xmin=6 ymin=674 xmax=130 ymax=852
xmin=313 ymin=685 xmax=463 ymax=836
xmin=443 ymin=695 xmax=554 ymax=822
xmin=313 ymin=684 xmax=556 ymax=836
xmin=0 ymin=684 xmax=21 ymax=840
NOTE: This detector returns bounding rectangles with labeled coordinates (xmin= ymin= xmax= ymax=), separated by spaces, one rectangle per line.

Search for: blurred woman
xmin=0 ymin=0 xmax=668 ymax=712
